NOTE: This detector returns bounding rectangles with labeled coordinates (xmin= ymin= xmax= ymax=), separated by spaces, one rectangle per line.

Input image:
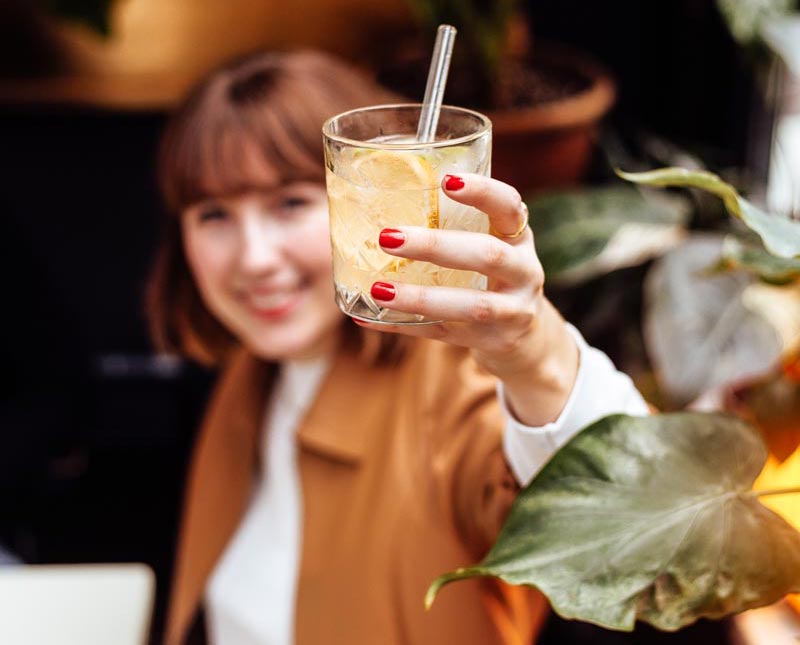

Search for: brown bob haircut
xmin=147 ymin=50 xmax=401 ymax=365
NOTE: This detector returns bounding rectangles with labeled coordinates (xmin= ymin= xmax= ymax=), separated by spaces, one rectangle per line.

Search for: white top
xmin=205 ymin=357 xmax=330 ymax=645
xmin=205 ymin=326 xmax=650 ymax=644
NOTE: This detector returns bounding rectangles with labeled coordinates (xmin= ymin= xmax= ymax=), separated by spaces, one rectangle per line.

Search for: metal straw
xmin=415 ymin=24 xmax=457 ymax=143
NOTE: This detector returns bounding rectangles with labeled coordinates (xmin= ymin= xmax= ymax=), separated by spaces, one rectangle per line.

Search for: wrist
xmin=496 ymin=299 xmax=580 ymax=426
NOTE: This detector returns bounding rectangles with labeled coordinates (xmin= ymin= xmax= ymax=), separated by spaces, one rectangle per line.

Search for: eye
xmin=278 ymin=195 xmax=310 ymax=211
xmin=197 ymin=205 xmax=229 ymax=223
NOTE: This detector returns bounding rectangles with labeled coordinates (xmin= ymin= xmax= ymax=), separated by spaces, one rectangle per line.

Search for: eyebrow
xmin=185 ymin=177 xmax=323 ymax=211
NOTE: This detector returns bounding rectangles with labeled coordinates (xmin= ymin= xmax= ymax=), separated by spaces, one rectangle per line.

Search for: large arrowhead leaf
xmin=426 ymin=413 xmax=800 ymax=631
xmin=529 ymin=185 xmax=688 ymax=285
xmin=617 ymin=167 xmax=800 ymax=259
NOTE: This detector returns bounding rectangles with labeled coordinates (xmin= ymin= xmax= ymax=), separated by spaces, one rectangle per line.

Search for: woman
xmin=149 ymin=50 xmax=648 ymax=645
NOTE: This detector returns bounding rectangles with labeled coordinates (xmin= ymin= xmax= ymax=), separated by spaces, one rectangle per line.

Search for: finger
xmin=368 ymin=281 xmax=531 ymax=327
xmin=353 ymin=316 xmax=518 ymax=355
xmin=352 ymin=317 xmax=451 ymax=341
xmin=442 ymin=173 xmax=531 ymax=242
xmin=378 ymin=227 xmax=538 ymax=286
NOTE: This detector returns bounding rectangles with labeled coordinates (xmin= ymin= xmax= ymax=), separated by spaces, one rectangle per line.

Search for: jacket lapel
xmin=297 ymin=346 xmax=391 ymax=464
xmin=165 ymin=343 xmax=393 ymax=644
xmin=165 ymin=349 xmax=272 ymax=645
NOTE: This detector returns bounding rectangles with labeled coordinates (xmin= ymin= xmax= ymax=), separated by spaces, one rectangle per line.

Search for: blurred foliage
xmin=713 ymin=237 xmax=800 ymax=285
xmin=614 ymin=167 xmax=800 ymax=407
xmin=643 ymin=235 xmax=784 ymax=408
xmin=34 ymin=0 xmax=115 ymax=36
xmin=405 ymin=0 xmax=517 ymax=81
xmin=528 ymin=185 xmax=687 ymax=285
xmin=716 ymin=0 xmax=798 ymax=47
xmin=618 ymin=167 xmax=800 ymax=259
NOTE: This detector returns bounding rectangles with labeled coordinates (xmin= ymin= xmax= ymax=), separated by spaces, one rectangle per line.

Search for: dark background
xmin=0 ymin=1 xmax=759 ymax=642
xmin=0 ymin=105 xmax=215 ymax=640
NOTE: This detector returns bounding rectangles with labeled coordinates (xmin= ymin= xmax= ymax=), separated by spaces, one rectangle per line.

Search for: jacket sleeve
xmin=419 ymin=341 xmax=523 ymax=559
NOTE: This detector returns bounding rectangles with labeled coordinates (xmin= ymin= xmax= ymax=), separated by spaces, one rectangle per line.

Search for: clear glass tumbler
xmin=323 ymin=104 xmax=492 ymax=324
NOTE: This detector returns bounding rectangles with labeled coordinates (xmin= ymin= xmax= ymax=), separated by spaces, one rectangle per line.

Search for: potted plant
xmin=377 ymin=0 xmax=616 ymax=193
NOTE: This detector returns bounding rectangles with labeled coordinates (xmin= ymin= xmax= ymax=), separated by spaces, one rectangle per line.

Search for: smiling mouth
xmin=246 ymin=288 xmax=303 ymax=320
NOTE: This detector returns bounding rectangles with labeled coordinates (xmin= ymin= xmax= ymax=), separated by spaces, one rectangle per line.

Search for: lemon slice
xmin=328 ymin=150 xmax=442 ymax=293
xmin=350 ymin=150 xmax=439 ymax=229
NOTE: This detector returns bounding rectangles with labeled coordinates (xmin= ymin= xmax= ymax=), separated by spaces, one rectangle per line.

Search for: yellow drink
xmin=323 ymin=106 xmax=492 ymax=324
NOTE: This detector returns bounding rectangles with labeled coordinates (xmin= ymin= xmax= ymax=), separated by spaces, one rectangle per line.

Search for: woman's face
xmin=181 ymin=181 xmax=344 ymax=361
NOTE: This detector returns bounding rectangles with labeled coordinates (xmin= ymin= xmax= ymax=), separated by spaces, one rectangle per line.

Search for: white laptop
xmin=0 ymin=563 xmax=154 ymax=645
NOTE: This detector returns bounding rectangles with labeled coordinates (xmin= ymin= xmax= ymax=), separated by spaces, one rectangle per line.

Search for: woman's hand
xmin=354 ymin=173 xmax=580 ymax=426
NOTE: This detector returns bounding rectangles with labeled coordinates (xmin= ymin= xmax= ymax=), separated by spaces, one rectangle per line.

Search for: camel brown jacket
xmin=165 ymin=338 xmax=548 ymax=645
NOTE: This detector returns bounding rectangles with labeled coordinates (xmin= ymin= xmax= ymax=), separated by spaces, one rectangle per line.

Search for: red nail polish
xmin=371 ymin=282 xmax=396 ymax=301
xmin=379 ymin=228 xmax=405 ymax=248
xmin=444 ymin=174 xmax=465 ymax=191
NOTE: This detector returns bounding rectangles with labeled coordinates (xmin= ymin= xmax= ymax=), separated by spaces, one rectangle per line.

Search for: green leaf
xmin=426 ymin=413 xmax=800 ymax=631
xmin=617 ymin=167 xmax=800 ymax=259
xmin=645 ymin=235 xmax=784 ymax=406
xmin=716 ymin=0 xmax=796 ymax=46
xmin=529 ymin=185 xmax=688 ymax=285
xmin=714 ymin=237 xmax=800 ymax=285
xmin=404 ymin=0 xmax=517 ymax=80
xmin=738 ymin=199 xmax=800 ymax=258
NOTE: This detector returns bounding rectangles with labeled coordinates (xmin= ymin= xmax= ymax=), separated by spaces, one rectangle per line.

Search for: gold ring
xmin=491 ymin=203 xmax=530 ymax=239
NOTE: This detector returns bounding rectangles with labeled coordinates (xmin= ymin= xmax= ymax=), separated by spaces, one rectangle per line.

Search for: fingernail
xmin=444 ymin=174 xmax=465 ymax=191
xmin=379 ymin=228 xmax=405 ymax=249
xmin=371 ymin=282 xmax=396 ymax=301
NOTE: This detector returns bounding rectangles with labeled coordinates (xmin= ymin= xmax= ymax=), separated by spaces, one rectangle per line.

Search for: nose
xmin=239 ymin=211 xmax=284 ymax=276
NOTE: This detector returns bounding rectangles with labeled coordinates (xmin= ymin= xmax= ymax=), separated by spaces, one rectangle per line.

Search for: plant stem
xmin=424 ymin=567 xmax=483 ymax=610
xmin=753 ymin=486 xmax=800 ymax=498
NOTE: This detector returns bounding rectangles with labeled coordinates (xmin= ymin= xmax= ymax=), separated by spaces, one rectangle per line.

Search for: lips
xmin=245 ymin=287 xmax=303 ymax=320
xmin=250 ymin=291 xmax=294 ymax=309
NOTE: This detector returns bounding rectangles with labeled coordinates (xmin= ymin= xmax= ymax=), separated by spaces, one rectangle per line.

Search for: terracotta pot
xmin=487 ymin=51 xmax=616 ymax=194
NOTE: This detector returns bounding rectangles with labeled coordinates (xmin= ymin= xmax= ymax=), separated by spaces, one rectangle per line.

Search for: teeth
xmin=250 ymin=292 xmax=293 ymax=310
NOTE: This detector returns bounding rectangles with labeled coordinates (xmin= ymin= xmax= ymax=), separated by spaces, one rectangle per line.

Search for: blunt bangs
xmin=159 ymin=62 xmax=328 ymax=214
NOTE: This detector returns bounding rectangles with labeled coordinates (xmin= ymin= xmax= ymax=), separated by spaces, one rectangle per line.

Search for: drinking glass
xmin=323 ymin=104 xmax=492 ymax=324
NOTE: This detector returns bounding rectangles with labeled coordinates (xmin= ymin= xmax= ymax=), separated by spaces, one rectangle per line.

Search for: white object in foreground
xmin=0 ymin=563 xmax=154 ymax=645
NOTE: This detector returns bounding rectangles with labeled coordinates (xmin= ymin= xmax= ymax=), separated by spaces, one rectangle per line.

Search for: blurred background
xmin=1 ymin=0 xmax=799 ymax=643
